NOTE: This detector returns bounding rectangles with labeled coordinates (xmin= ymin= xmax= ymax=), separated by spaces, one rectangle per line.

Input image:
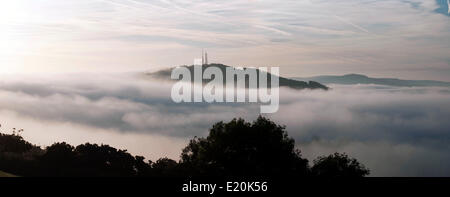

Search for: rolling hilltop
xmin=146 ymin=64 xmax=329 ymax=90
xmin=294 ymin=74 xmax=450 ymax=87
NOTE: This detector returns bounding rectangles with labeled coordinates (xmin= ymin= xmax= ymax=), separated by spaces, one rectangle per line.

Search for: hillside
xmin=146 ymin=64 xmax=328 ymax=90
xmin=293 ymin=74 xmax=450 ymax=87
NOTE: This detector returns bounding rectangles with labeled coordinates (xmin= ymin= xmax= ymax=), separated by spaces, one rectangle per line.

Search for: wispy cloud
xmin=0 ymin=0 xmax=449 ymax=80
xmin=332 ymin=15 xmax=370 ymax=34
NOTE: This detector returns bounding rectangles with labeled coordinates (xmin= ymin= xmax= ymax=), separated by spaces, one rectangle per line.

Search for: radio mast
xmin=202 ymin=49 xmax=205 ymax=65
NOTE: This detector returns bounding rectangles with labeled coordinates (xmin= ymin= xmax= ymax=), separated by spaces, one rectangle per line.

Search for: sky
xmin=0 ymin=0 xmax=449 ymax=80
xmin=0 ymin=0 xmax=450 ymax=176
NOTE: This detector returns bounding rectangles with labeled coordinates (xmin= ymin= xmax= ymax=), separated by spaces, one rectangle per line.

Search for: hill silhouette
xmin=294 ymin=74 xmax=450 ymax=87
xmin=147 ymin=64 xmax=329 ymax=90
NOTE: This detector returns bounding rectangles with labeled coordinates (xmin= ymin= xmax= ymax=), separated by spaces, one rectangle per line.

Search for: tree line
xmin=0 ymin=117 xmax=369 ymax=177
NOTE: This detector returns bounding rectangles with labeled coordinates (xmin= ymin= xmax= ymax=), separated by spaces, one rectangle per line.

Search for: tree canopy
xmin=180 ymin=116 xmax=309 ymax=176
xmin=311 ymin=153 xmax=370 ymax=178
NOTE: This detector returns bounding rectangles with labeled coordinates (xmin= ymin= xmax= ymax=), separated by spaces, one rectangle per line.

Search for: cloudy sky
xmin=0 ymin=0 xmax=449 ymax=80
xmin=0 ymin=0 xmax=450 ymax=177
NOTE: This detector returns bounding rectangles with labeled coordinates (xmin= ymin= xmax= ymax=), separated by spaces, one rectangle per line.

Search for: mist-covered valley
xmin=0 ymin=72 xmax=449 ymax=176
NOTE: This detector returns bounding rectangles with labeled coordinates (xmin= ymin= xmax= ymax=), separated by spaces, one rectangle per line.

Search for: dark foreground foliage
xmin=180 ymin=116 xmax=309 ymax=177
xmin=0 ymin=117 xmax=369 ymax=177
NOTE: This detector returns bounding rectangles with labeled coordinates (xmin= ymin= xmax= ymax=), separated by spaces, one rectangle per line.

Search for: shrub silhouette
xmin=180 ymin=116 xmax=309 ymax=177
xmin=40 ymin=143 xmax=141 ymax=176
xmin=311 ymin=153 xmax=370 ymax=178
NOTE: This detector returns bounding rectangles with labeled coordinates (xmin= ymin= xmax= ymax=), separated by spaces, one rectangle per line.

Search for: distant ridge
xmin=293 ymin=74 xmax=450 ymax=87
xmin=146 ymin=64 xmax=329 ymax=90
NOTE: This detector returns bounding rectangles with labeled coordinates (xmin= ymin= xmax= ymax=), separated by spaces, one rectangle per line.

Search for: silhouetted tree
xmin=39 ymin=142 xmax=77 ymax=176
xmin=0 ymin=129 xmax=41 ymax=176
xmin=135 ymin=156 xmax=153 ymax=177
xmin=151 ymin=158 xmax=180 ymax=176
xmin=37 ymin=143 xmax=149 ymax=176
xmin=0 ymin=132 xmax=33 ymax=154
xmin=73 ymin=143 xmax=138 ymax=176
xmin=311 ymin=153 xmax=370 ymax=177
xmin=180 ymin=116 xmax=309 ymax=177
xmin=153 ymin=158 xmax=178 ymax=170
